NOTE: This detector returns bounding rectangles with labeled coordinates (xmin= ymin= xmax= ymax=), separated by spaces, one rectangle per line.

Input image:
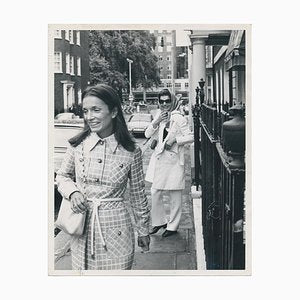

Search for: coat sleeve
xmin=174 ymin=115 xmax=194 ymax=146
xmin=129 ymin=146 xmax=150 ymax=236
xmin=56 ymin=145 xmax=80 ymax=200
xmin=144 ymin=111 xmax=160 ymax=138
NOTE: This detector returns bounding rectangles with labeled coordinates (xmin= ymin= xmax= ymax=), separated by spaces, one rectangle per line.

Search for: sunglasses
xmin=159 ymin=98 xmax=171 ymax=104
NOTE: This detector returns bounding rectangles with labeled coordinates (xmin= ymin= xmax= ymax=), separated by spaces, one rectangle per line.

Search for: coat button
xmin=98 ymin=159 xmax=102 ymax=163
xmin=99 ymin=140 xmax=104 ymax=145
xmin=119 ymin=164 xmax=123 ymax=168
xmin=79 ymin=158 xmax=83 ymax=162
xmin=117 ymin=230 xmax=122 ymax=235
xmin=95 ymin=178 xmax=99 ymax=182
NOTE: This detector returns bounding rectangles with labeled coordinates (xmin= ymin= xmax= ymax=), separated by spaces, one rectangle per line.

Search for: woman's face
xmin=159 ymin=95 xmax=172 ymax=111
xmin=83 ymin=95 xmax=117 ymax=138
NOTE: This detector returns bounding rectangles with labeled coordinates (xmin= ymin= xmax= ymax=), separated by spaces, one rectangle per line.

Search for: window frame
xmin=65 ymin=30 xmax=69 ymax=41
xmin=66 ymin=53 xmax=70 ymax=74
xmin=76 ymin=31 xmax=81 ymax=45
xmin=77 ymin=57 xmax=81 ymax=76
xmin=69 ymin=30 xmax=74 ymax=44
xmin=70 ymin=56 xmax=75 ymax=75
xmin=54 ymin=30 xmax=62 ymax=39
xmin=54 ymin=52 xmax=62 ymax=73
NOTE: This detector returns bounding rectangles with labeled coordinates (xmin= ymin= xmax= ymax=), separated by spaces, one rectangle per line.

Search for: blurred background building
xmin=53 ymin=30 xmax=89 ymax=116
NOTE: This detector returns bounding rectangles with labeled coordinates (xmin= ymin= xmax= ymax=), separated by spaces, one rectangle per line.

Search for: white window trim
xmin=70 ymin=56 xmax=75 ymax=75
xmin=66 ymin=53 xmax=70 ymax=74
xmin=78 ymin=88 xmax=82 ymax=104
xmin=77 ymin=57 xmax=81 ymax=76
xmin=54 ymin=52 xmax=62 ymax=73
xmin=65 ymin=30 xmax=69 ymax=41
xmin=69 ymin=30 xmax=74 ymax=44
xmin=54 ymin=30 xmax=62 ymax=39
xmin=76 ymin=31 xmax=81 ymax=45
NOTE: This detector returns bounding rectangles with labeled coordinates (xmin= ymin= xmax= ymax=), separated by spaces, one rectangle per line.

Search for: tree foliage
xmin=89 ymin=30 xmax=160 ymax=97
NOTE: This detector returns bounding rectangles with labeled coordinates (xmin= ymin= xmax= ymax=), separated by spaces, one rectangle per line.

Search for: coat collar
xmin=85 ymin=132 xmax=118 ymax=153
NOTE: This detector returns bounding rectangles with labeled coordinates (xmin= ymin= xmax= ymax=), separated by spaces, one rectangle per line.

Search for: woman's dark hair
xmin=158 ymin=88 xmax=172 ymax=101
xmin=68 ymin=84 xmax=136 ymax=152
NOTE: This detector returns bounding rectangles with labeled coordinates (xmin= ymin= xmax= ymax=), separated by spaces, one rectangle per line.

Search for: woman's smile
xmin=83 ymin=96 xmax=116 ymax=138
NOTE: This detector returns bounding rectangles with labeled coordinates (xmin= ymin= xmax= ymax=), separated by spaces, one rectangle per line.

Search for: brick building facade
xmin=53 ymin=30 xmax=89 ymax=116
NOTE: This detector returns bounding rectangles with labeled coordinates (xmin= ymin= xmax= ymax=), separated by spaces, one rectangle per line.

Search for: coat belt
xmin=87 ymin=197 xmax=123 ymax=256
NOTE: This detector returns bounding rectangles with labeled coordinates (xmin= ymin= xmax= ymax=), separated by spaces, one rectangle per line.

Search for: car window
xmin=54 ymin=127 xmax=82 ymax=148
xmin=130 ymin=114 xmax=152 ymax=122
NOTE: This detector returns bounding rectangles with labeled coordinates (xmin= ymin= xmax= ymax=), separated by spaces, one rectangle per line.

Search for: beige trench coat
xmin=145 ymin=110 xmax=194 ymax=190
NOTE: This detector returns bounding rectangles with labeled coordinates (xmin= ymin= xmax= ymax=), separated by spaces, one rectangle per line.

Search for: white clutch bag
xmin=55 ymin=198 xmax=86 ymax=236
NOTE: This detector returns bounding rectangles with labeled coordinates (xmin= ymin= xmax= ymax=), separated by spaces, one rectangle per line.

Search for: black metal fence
xmin=193 ymin=82 xmax=245 ymax=270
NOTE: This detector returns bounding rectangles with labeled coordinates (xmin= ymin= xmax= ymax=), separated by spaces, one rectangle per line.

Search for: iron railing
xmin=192 ymin=81 xmax=245 ymax=270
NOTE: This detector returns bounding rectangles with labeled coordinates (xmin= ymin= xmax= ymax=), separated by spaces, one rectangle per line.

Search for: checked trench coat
xmin=56 ymin=133 xmax=150 ymax=270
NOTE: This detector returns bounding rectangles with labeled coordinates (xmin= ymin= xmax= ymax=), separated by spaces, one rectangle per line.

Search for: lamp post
xmin=126 ymin=58 xmax=133 ymax=105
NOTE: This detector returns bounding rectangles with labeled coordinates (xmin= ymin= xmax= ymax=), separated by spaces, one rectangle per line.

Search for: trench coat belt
xmin=87 ymin=197 xmax=123 ymax=256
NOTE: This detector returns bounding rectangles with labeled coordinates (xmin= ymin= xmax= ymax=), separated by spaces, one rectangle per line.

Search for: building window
xmin=77 ymin=57 xmax=81 ymax=76
xmin=167 ymin=66 xmax=171 ymax=71
xmin=175 ymin=83 xmax=181 ymax=88
xmin=158 ymin=46 xmax=163 ymax=52
xmin=185 ymin=82 xmax=189 ymax=88
xmin=54 ymin=30 xmax=62 ymax=39
xmin=65 ymin=30 xmax=69 ymax=41
xmin=167 ymin=56 xmax=171 ymax=61
xmin=159 ymin=83 xmax=165 ymax=87
xmin=167 ymin=75 xmax=172 ymax=80
xmin=159 ymin=55 xmax=163 ymax=61
xmin=76 ymin=31 xmax=81 ymax=45
xmin=70 ymin=56 xmax=74 ymax=75
xmin=69 ymin=30 xmax=74 ymax=44
xmin=166 ymin=82 xmax=172 ymax=87
xmin=78 ymin=88 xmax=82 ymax=104
xmin=167 ymin=45 xmax=172 ymax=52
xmin=54 ymin=52 xmax=62 ymax=73
xmin=66 ymin=53 xmax=70 ymax=74
xmin=166 ymin=35 xmax=172 ymax=43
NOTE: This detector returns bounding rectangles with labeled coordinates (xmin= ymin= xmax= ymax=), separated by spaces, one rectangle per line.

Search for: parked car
xmin=55 ymin=112 xmax=79 ymax=121
xmin=54 ymin=122 xmax=84 ymax=210
xmin=127 ymin=113 xmax=153 ymax=137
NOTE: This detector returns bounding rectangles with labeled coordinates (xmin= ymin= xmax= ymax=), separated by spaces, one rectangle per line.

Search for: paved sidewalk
xmin=131 ymin=143 xmax=196 ymax=270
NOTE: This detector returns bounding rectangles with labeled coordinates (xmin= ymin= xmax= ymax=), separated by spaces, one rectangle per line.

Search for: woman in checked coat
xmin=56 ymin=84 xmax=150 ymax=270
xmin=145 ymin=89 xmax=194 ymax=238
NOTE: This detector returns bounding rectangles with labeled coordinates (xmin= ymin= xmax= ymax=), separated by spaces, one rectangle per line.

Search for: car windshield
xmin=130 ymin=114 xmax=152 ymax=122
xmin=54 ymin=126 xmax=83 ymax=148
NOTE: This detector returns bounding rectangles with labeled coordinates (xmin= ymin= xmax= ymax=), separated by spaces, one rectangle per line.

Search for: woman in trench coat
xmin=56 ymin=84 xmax=150 ymax=270
xmin=145 ymin=89 xmax=194 ymax=237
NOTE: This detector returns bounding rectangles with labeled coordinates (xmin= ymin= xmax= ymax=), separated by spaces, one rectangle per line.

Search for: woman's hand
xmin=164 ymin=135 xmax=176 ymax=150
xmin=137 ymin=235 xmax=150 ymax=252
xmin=70 ymin=191 xmax=87 ymax=214
xmin=153 ymin=111 xmax=169 ymax=128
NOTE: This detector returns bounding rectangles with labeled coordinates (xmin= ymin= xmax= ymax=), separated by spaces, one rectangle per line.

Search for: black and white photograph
xmin=48 ymin=24 xmax=250 ymax=275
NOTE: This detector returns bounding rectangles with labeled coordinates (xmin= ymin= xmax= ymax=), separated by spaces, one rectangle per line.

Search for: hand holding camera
xmin=153 ymin=111 xmax=169 ymax=128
